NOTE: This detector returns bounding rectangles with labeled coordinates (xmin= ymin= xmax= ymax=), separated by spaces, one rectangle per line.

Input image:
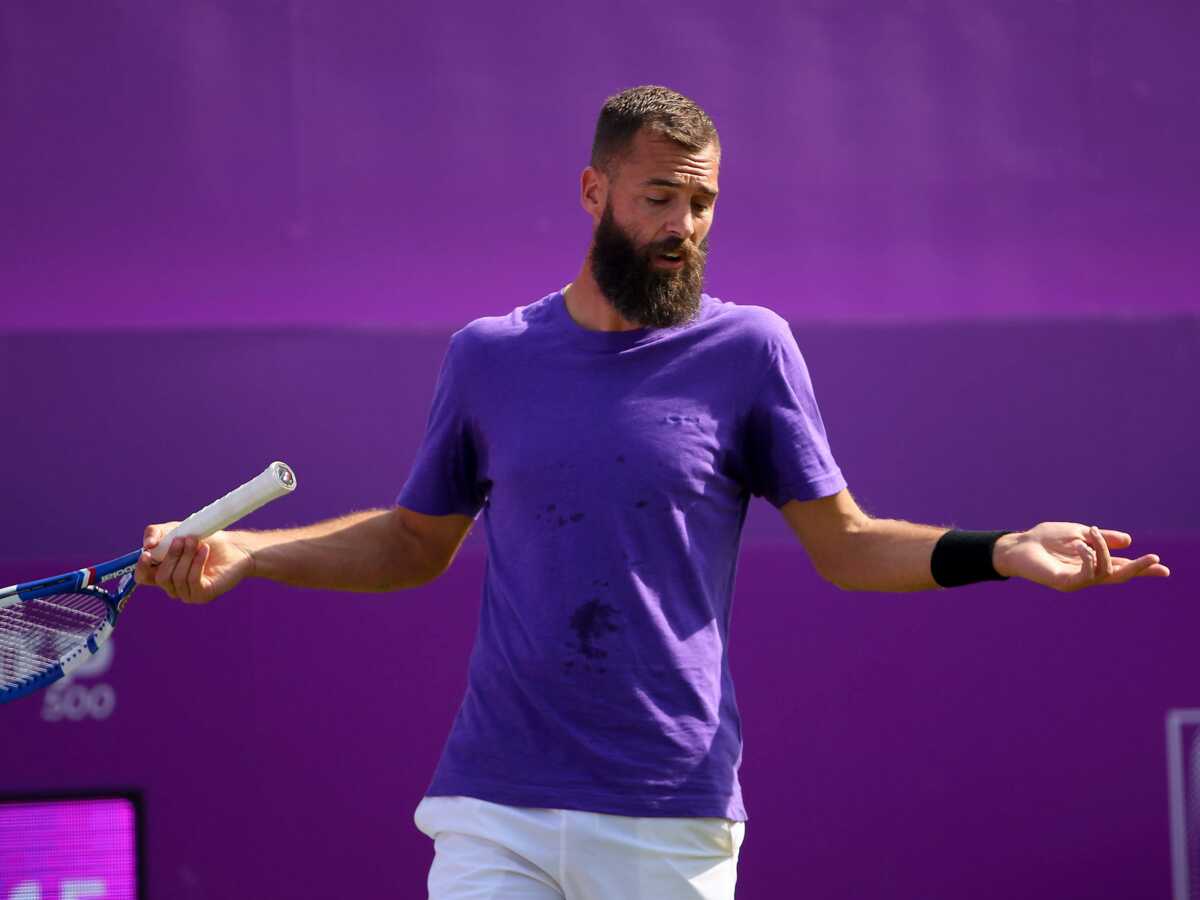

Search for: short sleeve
xmin=741 ymin=320 xmax=846 ymax=507
xmin=395 ymin=333 xmax=489 ymax=517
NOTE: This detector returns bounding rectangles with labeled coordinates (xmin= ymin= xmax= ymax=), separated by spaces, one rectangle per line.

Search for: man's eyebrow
xmin=643 ymin=177 xmax=719 ymax=198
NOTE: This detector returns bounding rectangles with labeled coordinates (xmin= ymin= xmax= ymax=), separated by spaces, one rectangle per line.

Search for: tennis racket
xmin=0 ymin=461 xmax=297 ymax=705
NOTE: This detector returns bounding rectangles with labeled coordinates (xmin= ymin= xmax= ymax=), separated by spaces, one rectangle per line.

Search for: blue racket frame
xmin=0 ymin=550 xmax=141 ymax=704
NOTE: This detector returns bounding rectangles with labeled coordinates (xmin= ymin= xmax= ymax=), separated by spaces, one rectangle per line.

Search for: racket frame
xmin=0 ymin=551 xmax=139 ymax=703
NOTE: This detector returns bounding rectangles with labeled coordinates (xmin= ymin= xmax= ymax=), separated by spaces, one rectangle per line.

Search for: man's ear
xmin=580 ymin=165 xmax=608 ymax=224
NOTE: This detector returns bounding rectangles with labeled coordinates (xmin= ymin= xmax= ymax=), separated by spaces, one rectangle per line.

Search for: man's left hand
xmin=993 ymin=523 xmax=1171 ymax=591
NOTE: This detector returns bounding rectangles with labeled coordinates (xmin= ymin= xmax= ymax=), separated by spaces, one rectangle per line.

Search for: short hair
xmin=590 ymin=85 xmax=720 ymax=176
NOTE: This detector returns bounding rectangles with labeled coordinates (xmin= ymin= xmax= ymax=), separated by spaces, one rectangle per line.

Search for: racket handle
xmin=148 ymin=461 xmax=297 ymax=562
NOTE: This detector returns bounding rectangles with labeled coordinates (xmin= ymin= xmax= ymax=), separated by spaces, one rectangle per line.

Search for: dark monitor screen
xmin=0 ymin=795 xmax=139 ymax=900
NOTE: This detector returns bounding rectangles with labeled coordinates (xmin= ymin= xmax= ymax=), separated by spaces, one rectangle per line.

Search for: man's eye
xmin=646 ymin=197 xmax=668 ymax=205
xmin=692 ymin=204 xmax=711 ymax=215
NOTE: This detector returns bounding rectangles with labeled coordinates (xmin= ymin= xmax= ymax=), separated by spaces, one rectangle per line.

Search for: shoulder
xmin=446 ymin=291 xmax=558 ymax=362
xmin=698 ymin=294 xmax=796 ymax=356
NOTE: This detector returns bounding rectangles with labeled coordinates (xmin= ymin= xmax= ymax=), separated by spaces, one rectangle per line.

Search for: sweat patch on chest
xmin=563 ymin=598 xmax=621 ymax=675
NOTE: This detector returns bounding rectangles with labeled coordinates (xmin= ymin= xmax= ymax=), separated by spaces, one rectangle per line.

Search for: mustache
xmin=645 ymin=236 xmax=704 ymax=261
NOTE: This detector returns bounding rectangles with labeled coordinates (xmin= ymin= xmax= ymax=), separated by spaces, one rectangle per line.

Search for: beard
xmin=588 ymin=203 xmax=709 ymax=328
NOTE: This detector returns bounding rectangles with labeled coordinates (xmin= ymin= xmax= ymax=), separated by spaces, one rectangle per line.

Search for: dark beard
xmin=588 ymin=203 xmax=708 ymax=328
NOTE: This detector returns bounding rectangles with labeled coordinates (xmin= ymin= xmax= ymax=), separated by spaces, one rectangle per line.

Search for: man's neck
xmin=562 ymin=261 xmax=644 ymax=333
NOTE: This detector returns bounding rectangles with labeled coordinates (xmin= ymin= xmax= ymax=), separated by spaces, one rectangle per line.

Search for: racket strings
xmin=0 ymin=591 xmax=110 ymax=684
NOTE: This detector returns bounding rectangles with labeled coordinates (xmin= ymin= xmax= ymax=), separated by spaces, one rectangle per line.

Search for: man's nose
xmin=662 ymin=204 xmax=695 ymax=241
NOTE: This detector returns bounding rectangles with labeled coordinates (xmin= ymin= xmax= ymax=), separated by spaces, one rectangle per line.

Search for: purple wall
xmin=0 ymin=322 xmax=1196 ymax=897
xmin=0 ymin=541 xmax=1191 ymax=898
xmin=3 ymin=0 xmax=1198 ymax=329
xmin=2 ymin=1 xmax=1198 ymax=897
xmin=0 ymin=318 xmax=1196 ymax=565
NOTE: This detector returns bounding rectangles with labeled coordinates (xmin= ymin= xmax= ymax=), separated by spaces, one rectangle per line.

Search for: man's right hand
xmin=134 ymin=523 xmax=255 ymax=604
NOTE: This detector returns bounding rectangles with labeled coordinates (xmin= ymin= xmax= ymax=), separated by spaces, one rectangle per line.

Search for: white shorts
xmin=414 ymin=795 xmax=746 ymax=900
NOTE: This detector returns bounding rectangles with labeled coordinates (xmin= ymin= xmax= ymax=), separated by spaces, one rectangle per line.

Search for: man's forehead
xmin=621 ymin=131 xmax=720 ymax=190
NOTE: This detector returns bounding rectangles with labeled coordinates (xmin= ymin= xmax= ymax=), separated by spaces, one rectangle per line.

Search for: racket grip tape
xmin=147 ymin=461 xmax=297 ymax=562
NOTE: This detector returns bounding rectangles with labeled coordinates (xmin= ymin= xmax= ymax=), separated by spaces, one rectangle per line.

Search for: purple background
xmin=1 ymin=1 xmax=1197 ymax=898
xmin=2 ymin=0 xmax=1198 ymax=330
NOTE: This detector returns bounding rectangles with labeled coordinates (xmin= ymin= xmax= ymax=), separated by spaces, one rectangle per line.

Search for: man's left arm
xmin=783 ymin=488 xmax=1171 ymax=592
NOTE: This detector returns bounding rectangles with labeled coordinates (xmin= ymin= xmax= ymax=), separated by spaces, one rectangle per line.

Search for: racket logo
xmin=109 ymin=564 xmax=137 ymax=581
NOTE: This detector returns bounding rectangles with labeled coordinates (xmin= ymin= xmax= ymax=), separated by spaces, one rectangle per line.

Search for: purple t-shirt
xmin=396 ymin=290 xmax=845 ymax=820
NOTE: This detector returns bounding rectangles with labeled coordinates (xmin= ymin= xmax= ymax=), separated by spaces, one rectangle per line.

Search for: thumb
xmin=143 ymin=521 xmax=181 ymax=550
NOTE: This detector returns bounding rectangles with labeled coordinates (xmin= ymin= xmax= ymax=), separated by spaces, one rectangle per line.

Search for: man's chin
xmin=612 ymin=282 xmax=702 ymax=328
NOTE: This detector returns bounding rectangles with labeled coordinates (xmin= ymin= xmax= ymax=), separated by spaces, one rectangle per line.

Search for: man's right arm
xmin=134 ymin=506 xmax=474 ymax=604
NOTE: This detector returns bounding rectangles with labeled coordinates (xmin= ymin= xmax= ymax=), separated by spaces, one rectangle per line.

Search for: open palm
xmin=995 ymin=522 xmax=1170 ymax=592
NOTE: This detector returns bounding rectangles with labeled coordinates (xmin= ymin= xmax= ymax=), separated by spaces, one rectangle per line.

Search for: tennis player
xmin=136 ymin=86 xmax=1171 ymax=899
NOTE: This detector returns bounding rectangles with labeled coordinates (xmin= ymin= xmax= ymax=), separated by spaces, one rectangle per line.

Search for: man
xmin=136 ymin=86 xmax=1170 ymax=899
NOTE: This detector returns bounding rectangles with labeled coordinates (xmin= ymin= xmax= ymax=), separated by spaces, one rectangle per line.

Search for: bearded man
xmin=137 ymin=85 xmax=1170 ymax=899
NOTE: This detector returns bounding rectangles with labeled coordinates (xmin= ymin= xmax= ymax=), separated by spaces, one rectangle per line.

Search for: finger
xmin=133 ymin=550 xmax=158 ymax=586
xmin=1088 ymin=526 xmax=1113 ymax=578
xmin=143 ymin=521 xmax=182 ymax=553
xmin=186 ymin=542 xmax=211 ymax=603
xmin=143 ymin=525 xmax=161 ymax=550
xmin=154 ymin=537 xmax=186 ymax=598
xmin=1106 ymin=554 xmax=1161 ymax=584
xmin=1098 ymin=529 xmax=1132 ymax=549
xmin=1054 ymin=539 xmax=1096 ymax=591
xmin=1075 ymin=539 xmax=1096 ymax=582
xmin=143 ymin=523 xmax=171 ymax=551
xmin=172 ymin=537 xmax=198 ymax=602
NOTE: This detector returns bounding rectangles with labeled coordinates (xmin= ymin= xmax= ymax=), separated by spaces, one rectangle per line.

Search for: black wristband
xmin=930 ymin=529 xmax=1013 ymax=588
